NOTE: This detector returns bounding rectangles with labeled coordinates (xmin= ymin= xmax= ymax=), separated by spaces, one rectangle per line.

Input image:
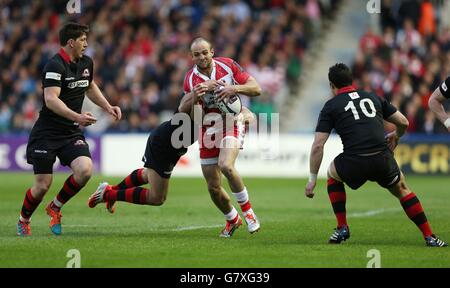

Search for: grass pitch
xmin=0 ymin=172 xmax=449 ymax=268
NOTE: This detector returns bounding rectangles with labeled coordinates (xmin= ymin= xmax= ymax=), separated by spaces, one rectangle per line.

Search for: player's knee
xmin=74 ymin=164 xmax=92 ymax=182
xmin=35 ymin=181 xmax=51 ymax=194
xmin=207 ymin=184 xmax=222 ymax=196
xmin=152 ymin=197 xmax=166 ymax=206
xmin=218 ymin=161 xmax=234 ymax=177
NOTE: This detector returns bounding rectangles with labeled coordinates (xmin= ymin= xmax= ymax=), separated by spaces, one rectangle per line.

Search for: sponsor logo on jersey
xmin=442 ymin=82 xmax=448 ymax=92
xmin=74 ymin=140 xmax=86 ymax=146
xmin=65 ymin=77 xmax=75 ymax=80
xmin=67 ymin=80 xmax=89 ymax=89
xmin=82 ymin=68 xmax=90 ymax=78
xmin=45 ymin=72 xmax=61 ymax=80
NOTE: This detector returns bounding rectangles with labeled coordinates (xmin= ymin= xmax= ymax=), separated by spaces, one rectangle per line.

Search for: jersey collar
xmin=336 ymin=85 xmax=356 ymax=95
xmin=58 ymin=48 xmax=72 ymax=64
xmin=194 ymin=60 xmax=216 ymax=81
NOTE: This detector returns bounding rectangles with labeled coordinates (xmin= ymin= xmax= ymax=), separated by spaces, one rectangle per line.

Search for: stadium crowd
xmin=0 ymin=0 xmax=339 ymax=134
xmin=352 ymin=0 xmax=450 ymax=134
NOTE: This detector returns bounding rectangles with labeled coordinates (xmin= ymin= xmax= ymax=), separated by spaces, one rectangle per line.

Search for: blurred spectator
xmin=352 ymin=0 xmax=450 ymax=134
xmin=0 ymin=0 xmax=338 ymax=134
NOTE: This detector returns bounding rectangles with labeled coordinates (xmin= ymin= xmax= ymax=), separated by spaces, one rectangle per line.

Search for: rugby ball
xmin=214 ymin=86 xmax=242 ymax=116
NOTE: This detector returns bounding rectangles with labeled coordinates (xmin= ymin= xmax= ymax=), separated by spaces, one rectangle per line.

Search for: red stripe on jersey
xmin=183 ymin=68 xmax=194 ymax=93
xmin=58 ymin=48 xmax=71 ymax=64
xmin=336 ymin=86 xmax=356 ymax=95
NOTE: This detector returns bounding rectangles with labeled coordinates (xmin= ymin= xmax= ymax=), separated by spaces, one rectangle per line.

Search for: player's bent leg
xmin=201 ymin=164 xmax=241 ymax=237
xmin=144 ymin=168 xmax=169 ymax=206
xmin=90 ymin=168 xmax=150 ymax=213
xmin=202 ymin=164 xmax=233 ymax=213
xmin=327 ymin=160 xmax=349 ymax=244
xmin=327 ymin=160 xmax=342 ymax=182
xmin=89 ymin=168 xmax=168 ymax=210
xmin=218 ymin=140 xmax=244 ymax=192
xmin=388 ymin=173 xmax=447 ymax=247
xmin=46 ymin=157 xmax=91 ymax=235
xmin=218 ymin=139 xmax=260 ymax=234
xmin=17 ymin=174 xmax=53 ymax=236
xmin=111 ymin=168 xmax=148 ymax=190
xmin=70 ymin=156 xmax=93 ymax=186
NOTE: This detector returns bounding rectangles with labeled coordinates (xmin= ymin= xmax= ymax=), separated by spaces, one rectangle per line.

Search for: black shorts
xmin=142 ymin=133 xmax=185 ymax=179
xmin=334 ymin=149 xmax=401 ymax=190
xmin=26 ymin=135 xmax=91 ymax=174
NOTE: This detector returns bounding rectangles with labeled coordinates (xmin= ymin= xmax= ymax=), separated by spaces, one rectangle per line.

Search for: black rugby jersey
xmin=39 ymin=48 xmax=93 ymax=128
xmin=438 ymin=76 xmax=450 ymax=99
xmin=315 ymin=86 xmax=397 ymax=155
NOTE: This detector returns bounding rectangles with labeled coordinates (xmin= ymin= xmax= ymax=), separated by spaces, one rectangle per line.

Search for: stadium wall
xmin=2 ymin=134 xmax=449 ymax=177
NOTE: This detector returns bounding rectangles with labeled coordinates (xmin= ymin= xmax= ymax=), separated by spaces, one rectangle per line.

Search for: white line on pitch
xmin=348 ymin=208 xmax=400 ymax=218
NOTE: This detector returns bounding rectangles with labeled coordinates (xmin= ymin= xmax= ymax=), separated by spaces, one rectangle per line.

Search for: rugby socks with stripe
xmin=224 ymin=206 xmax=240 ymax=224
xmin=111 ymin=168 xmax=147 ymax=190
xmin=400 ymin=192 xmax=433 ymax=237
xmin=19 ymin=188 xmax=42 ymax=223
xmin=327 ymin=178 xmax=348 ymax=229
xmin=50 ymin=174 xmax=83 ymax=211
xmin=232 ymin=187 xmax=252 ymax=213
xmin=104 ymin=187 xmax=148 ymax=205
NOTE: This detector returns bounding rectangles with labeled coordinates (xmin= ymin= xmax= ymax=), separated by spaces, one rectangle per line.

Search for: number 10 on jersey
xmin=344 ymin=92 xmax=376 ymax=120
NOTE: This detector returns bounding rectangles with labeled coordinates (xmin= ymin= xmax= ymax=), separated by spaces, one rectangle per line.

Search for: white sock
xmin=52 ymin=197 xmax=63 ymax=208
xmin=232 ymin=187 xmax=249 ymax=204
xmin=224 ymin=206 xmax=238 ymax=222
xmin=19 ymin=215 xmax=30 ymax=223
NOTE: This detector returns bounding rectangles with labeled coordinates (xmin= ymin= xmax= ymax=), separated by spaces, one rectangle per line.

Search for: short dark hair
xmin=328 ymin=63 xmax=353 ymax=88
xmin=59 ymin=23 xmax=89 ymax=46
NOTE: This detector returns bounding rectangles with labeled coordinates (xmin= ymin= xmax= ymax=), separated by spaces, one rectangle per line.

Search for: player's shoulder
xmin=44 ymin=54 xmax=66 ymax=73
xmin=183 ymin=67 xmax=195 ymax=82
xmin=214 ymin=57 xmax=234 ymax=66
xmin=81 ymin=54 xmax=93 ymax=65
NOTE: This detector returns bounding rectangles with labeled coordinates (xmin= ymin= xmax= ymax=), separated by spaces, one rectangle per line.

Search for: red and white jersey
xmin=183 ymin=57 xmax=250 ymax=114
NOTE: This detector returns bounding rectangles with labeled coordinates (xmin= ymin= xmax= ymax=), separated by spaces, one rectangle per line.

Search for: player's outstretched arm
xmin=178 ymin=92 xmax=194 ymax=114
xmin=86 ymin=81 xmax=121 ymax=121
xmin=44 ymin=86 xmax=97 ymax=126
xmin=428 ymin=88 xmax=450 ymax=132
xmin=305 ymin=132 xmax=330 ymax=199
xmin=189 ymin=83 xmax=208 ymax=123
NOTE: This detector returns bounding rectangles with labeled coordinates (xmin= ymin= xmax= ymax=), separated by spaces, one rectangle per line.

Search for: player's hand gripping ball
xmin=214 ymin=86 xmax=242 ymax=116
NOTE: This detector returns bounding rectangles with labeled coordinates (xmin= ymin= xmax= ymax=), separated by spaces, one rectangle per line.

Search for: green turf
xmin=0 ymin=172 xmax=449 ymax=267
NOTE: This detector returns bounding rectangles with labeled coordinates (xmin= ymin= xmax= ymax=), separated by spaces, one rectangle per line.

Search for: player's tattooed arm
xmin=44 ymin=86 xmax=97 ymax=126
xmin=87 ymin=81 xmax=121 ymax=121
xmin=428 ymin=87 xmax=450 ymax=131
